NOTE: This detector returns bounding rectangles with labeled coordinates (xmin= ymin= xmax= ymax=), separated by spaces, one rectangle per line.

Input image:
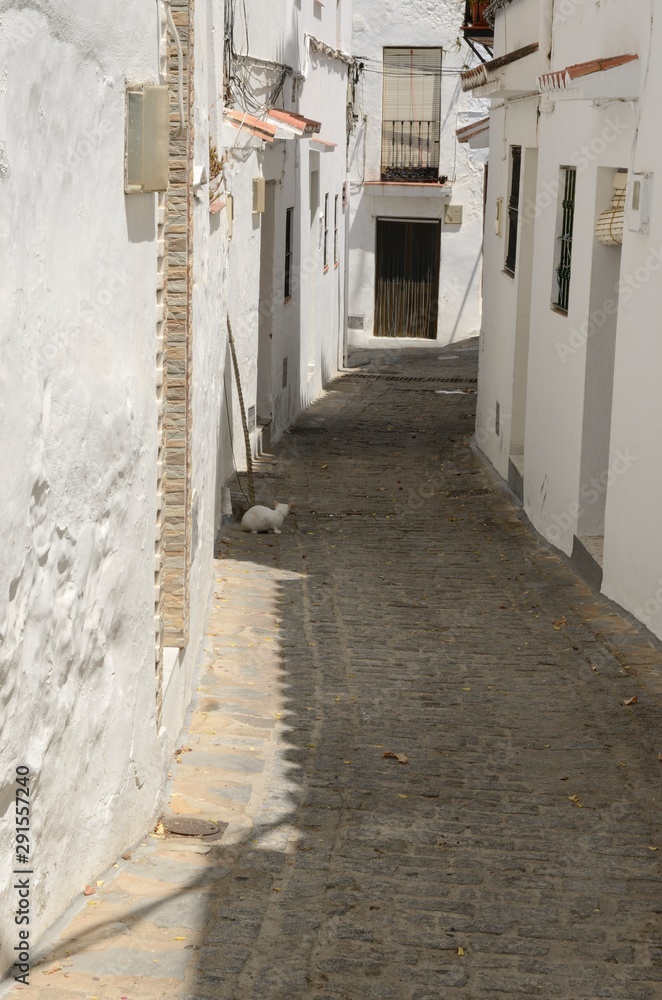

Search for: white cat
xmin=241 ymin=501 xmax=292 ymax=534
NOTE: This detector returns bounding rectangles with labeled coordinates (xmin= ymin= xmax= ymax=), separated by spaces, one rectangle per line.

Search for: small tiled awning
xmin=309 ymin=137 xmax=337 ymax=152
xmin=456 ymin=116 xmax=490 ymax=148
xmin=538 ymin=54 xmax=639 ymax=100
xmin=223 ymin=109 xmax=278 ymax=143
xmin=461 ymin=42 xmax=539 ymax=93
xmin=266 ymin=109 xmax=322 ymax=136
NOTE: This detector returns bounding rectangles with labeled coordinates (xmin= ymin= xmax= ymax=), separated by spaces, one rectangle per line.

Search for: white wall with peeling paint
xmin=0 ymin=0 xmax=165 ymax=976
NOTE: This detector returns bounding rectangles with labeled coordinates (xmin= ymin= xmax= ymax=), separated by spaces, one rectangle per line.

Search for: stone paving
xmin=8 ymin=339 xmax=662 ymax=1000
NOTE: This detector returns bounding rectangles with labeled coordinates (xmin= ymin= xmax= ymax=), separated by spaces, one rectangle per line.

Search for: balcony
xmin=461 ymin=1 xmax=494 ymax=58
xmin=381 ymin=120 xmax=441 ymax=182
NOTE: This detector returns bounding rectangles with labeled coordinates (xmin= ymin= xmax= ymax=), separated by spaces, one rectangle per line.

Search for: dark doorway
xmin=375 ymin=218 xmax=440 ymax=338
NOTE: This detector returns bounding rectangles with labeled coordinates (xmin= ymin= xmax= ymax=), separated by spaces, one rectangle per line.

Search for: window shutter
xmin=381 ymin=48 xmax=442 ymax=180
xmin=382 ymin=48 xmax=442 ymax=125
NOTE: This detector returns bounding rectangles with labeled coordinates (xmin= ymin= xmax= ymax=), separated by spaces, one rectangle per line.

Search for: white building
xmin=219 ymin=0 xmax=353 ymax=440
xmin=0 ymin=0 xmax=352 ymax=975
xmin=346 ymin=0 xmax=488 ymax=349
xmin=466 ymin=0 xmax=662 ymax=640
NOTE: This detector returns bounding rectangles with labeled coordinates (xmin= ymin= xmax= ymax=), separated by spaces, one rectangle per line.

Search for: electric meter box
xmin=125 ymin=85 xmax=170 ymax=194
xmin=626 ymin=172 xmax=653 ymax=234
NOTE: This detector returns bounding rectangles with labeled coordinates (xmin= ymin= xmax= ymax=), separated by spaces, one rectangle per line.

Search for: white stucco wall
xmin=0 ymin=1 xmax=165 ymax=975
xmin=475 ymin=98 xmax=539 ymax=477
xmin=600 ymin=4 xmax=662 ymax=638
xmin=347 ymin=0 xmax=487 ymax=347
xmin=476 ymin=0 xmax=662 ymax=641
xmin=219 ymin=0 xmax=350 ymax=448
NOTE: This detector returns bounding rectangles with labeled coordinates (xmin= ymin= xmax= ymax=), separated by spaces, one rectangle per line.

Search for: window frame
xmin=333 ymin=194 xmax=340 ymax=266
xmin=323 ymin=193 xmax=329 ymax=270
xmin=380 ymin=46 xmax=442 ymax=182
xmin=552 ymin=166 xmax=577 ymax=314
xmin=284 ymin=206 xmax=294 ymax=301
xmin=504 ymin=145 xmax=522 ymax=277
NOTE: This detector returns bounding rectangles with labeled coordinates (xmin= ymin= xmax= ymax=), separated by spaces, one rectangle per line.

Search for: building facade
xmin=346 ymin=0 xmax=488 ymax=350
xmin=466 ymin=0 xmax=662 ymax=640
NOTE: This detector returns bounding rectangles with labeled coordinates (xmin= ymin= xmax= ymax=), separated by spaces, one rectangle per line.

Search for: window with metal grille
xmin=381 ymin=48 xmax=442 ymax=181
xmin=323 ymin=194 xmax=329 ymax=269
xmin=334 ymin=195 xmax=339 ymax=265
xmin=504 ymin=145 xmax=521 ymax=276
xmin=284 ymin=207 xmax=293 ymax=300
xmin=553 ymin=166 xmax=576 ymax=313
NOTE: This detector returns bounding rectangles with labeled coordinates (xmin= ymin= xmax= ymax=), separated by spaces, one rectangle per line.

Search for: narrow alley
xmin=16 ymin=342 xmax=662 ymax=1000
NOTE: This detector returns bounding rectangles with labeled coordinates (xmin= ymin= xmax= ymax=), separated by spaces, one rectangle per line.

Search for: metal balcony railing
xmin=381 ymin=120 xmax=441 ymax=182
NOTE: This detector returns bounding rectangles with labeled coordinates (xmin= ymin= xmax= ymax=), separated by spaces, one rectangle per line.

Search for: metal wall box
xmin=125 ymin=85 xmax=169 ymax=194
xmin=626 ymin=172 xmax=653 ymax=234
xmin=444 ymin=204 xmax=463 ymax=225
xmin=252 ymin=177 xmax=266 ymax=214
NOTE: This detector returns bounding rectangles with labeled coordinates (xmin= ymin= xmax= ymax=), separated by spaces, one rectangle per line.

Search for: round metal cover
xmin=163 ymin=816 xmax=220 ymax=837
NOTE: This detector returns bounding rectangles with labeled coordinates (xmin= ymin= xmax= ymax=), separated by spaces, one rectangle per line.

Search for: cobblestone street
xmin=13 ymin=340 xmax=662 ymax=1000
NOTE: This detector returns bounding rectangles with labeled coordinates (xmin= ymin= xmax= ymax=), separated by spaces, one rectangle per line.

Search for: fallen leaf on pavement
xmin=42 ymin=967 xmax=61 ymax=975
xmin=383 ymin=752 xmax=410 ymax=765
xmin=648 ymin=846 xmax=659 ymax=851
xmin=623 ymin=696 xmax=638 ymax=706
xmin=95 ymin=880 xmax=104 ymax=887
xmin=83 ymin=885 xmax=96 ymax=896
xmin=457 ymin=947 xmax=465 ymax=956
xmin=568 ymin=795 xmax=583 ymax=808
xmin=552 ymin=617 xmax=567 ymax=630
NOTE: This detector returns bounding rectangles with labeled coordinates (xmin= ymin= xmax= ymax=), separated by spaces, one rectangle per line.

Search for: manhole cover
xmin=162 ymin=816 xmax=220 ymax=837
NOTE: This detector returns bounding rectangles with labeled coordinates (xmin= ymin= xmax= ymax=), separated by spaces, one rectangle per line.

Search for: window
xmin=504 ymin=145 xmax=521 ymax=276
xmin=323 ymin=194 xmax=329 ymax=269
xmin=284 ymin=207 xmax=293 ymax=300
xmin=381 ymin=48 xmax=442 ymax=181
xmin=553 ymin=166 xmax=577 ymax=313
xmin=334 ymin=195 xmax=339 ymax=266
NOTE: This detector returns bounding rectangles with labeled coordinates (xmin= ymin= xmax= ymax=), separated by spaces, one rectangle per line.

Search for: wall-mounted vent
xmin=348 ymin=315 xmax=364 ymax=330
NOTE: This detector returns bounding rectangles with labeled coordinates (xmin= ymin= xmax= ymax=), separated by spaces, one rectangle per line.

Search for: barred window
xmin=284 ymin=207 xmax=294 ymax=300
xmin=323 ymin=194 xmax=329 ymax=269
xmin=504 ymin=145 xmax=521 ymax=276
xmin=334 ymin=195 xmax=340 ymax=266
xmin=553 ymin=166 xmax=577 ymax=313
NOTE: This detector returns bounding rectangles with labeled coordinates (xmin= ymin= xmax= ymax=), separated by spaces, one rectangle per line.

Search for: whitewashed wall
xmin=220 ymin=0 xmax=350 ymax=447
xmin=347 ymin=0 xmax=487 ymax=347
xmin=0 ymin=0 xmax=165 ymax=974
xmin=476 ymin=0 xmax=662 ymax=642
